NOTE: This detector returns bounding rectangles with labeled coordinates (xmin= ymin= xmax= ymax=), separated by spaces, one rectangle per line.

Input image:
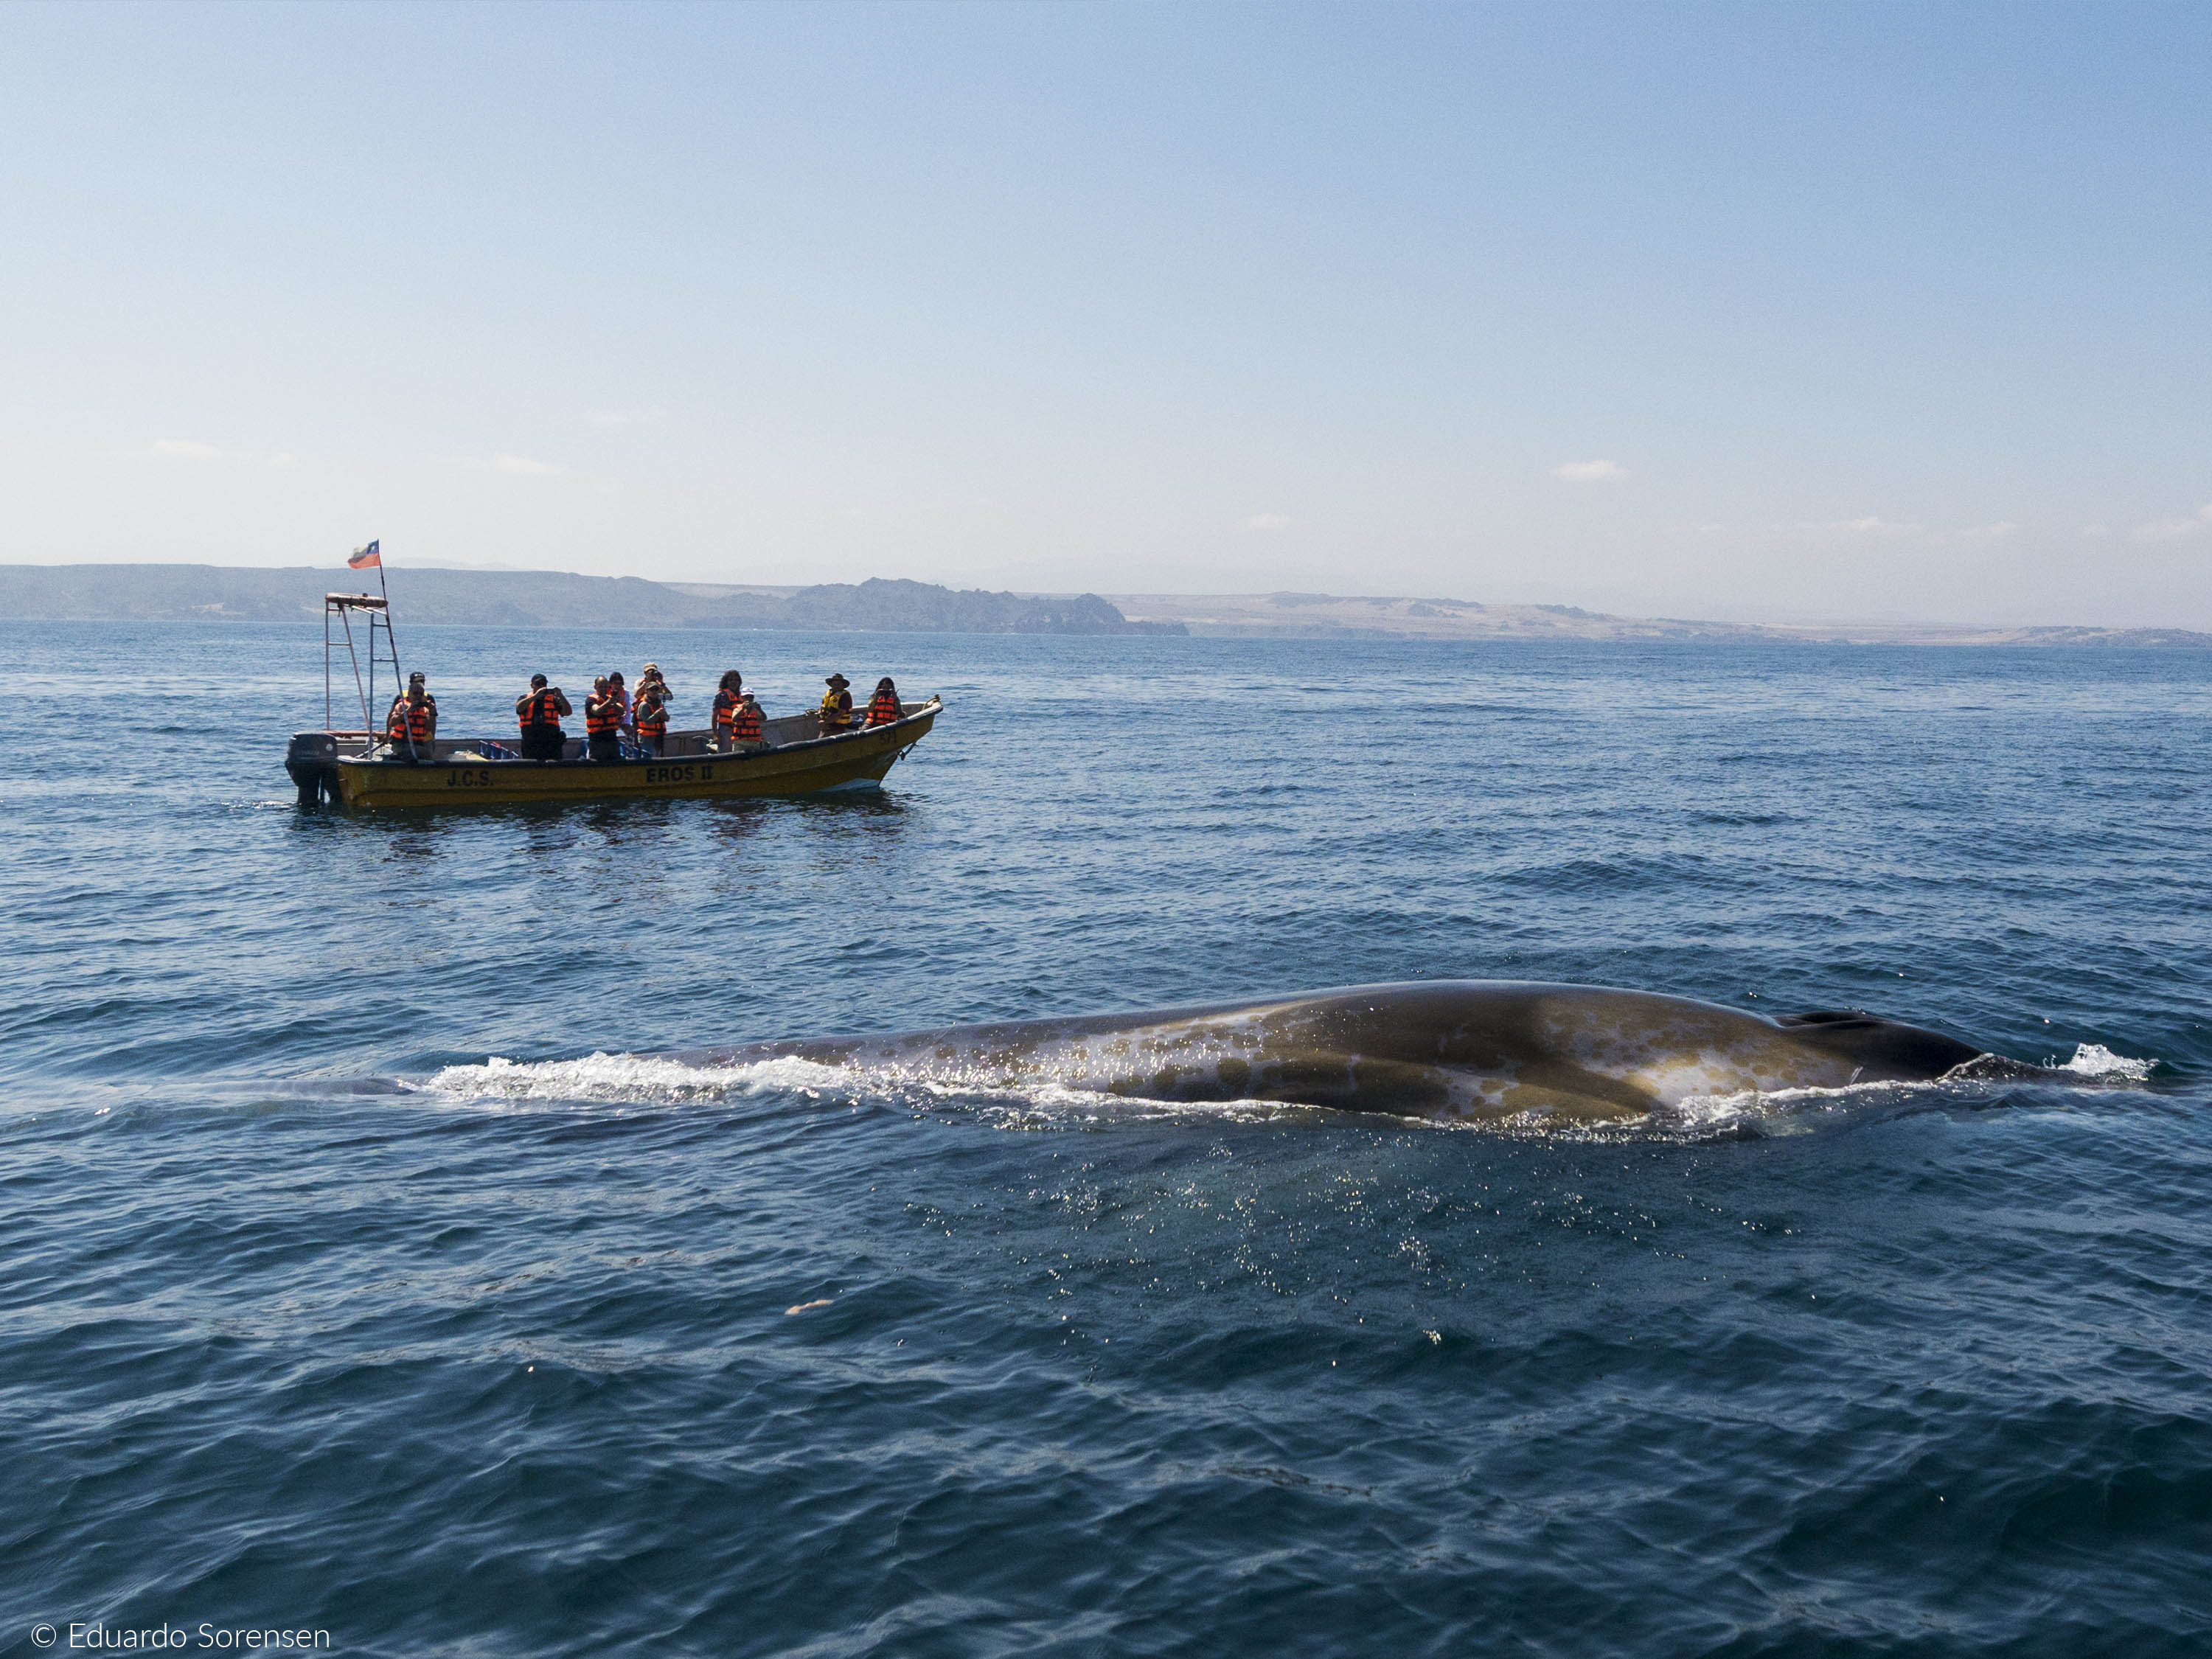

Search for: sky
xmin=1 ymin=1 xmax=2208 ymax=626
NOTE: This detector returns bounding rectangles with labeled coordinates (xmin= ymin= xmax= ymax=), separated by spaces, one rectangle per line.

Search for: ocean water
xmin=3 ymin=619 xmax=2208 ymax=1658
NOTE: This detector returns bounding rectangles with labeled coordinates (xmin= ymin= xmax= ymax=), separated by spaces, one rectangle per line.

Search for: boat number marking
xmin=438 ymin=763 xmax=717 ymax=787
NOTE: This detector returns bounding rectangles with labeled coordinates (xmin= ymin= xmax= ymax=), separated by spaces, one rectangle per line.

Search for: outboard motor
xmin=285 ymin=731 xmax=341 ymax=806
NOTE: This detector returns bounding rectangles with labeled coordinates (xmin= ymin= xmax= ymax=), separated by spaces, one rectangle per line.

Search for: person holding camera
xmin=583 ymin=676 xmax=624 ymax=762
xmin=632 ymin=676 xmax=670 ymax=758
xmin=515 ymin=673 xmax=571 ymax=761
xmin=729 ymin=687 xmax=766 ymax=748
xmin=384 ymin=672 xmax=437 ymax=761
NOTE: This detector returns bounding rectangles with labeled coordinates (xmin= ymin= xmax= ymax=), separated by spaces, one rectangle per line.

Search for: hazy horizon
xmin=3 ymin=1 xmax=2208 ymax=628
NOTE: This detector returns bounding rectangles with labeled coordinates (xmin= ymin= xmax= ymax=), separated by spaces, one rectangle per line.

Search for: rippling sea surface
xmin=4 ymin=619 xmax=2209 ymax=1657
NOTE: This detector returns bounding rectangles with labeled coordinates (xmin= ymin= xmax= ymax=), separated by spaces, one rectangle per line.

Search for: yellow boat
xmin=285 ymin=589 xmax=939 ymax=808
xmin=287 ymin=698 xmax=942 ymax=808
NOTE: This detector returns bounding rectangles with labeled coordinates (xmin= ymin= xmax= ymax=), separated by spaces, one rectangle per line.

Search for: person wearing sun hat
xmin=818 ymin=672 xmax=855 ymax=734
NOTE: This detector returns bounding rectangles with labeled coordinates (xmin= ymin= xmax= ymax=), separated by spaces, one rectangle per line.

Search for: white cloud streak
xmin=2132 ymin=502 xmax=2212 ymax=541
xmin=1552 ymin=459 xmax=1627 ymax=482
xmin=1239 ymin=512 xmax=1293 ymax=532
xmin=1793 ymin=516 xmax=1920 ymax=537
xmin=146 ymin=438 xmax=296 ymax=468
xmin=585 ymin=407 xmax=668 ymax=428
xmin=445 ymin=453 xmax=567 ymax=477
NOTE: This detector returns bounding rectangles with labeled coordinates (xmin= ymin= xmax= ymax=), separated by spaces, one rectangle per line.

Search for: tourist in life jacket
xmin=583 ymin=676 xmax=624 ymax=762
xmin=384 ymin=672 xmax=437 ymax=759
xmin=865 ymin=677 xmax=902 ymax=727
xmin=729 ymin=688 xmax=766 ymax=748
xmin=632 ymin=678 xmax=670 ymax=758
xmin=514 ymin=672 xmax=571 ymax=761
xmin=818 ymin=673 xmax=855 ymax=734
xmin=605 ymin=669 xmax=633 ymax=735
xmin=712 ymin=670 xmax=745 ymax=750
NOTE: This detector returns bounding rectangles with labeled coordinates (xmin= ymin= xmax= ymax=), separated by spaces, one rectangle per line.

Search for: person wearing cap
xmin=864 ymin=676 xmax=902 ymax=727
xmin=514 ymin=672 xmax=571 ymax=761
xmin=632 ymin=674 xmax=670 ymax=758
xmin=729 ymin=686 xmax=767 ymax=748
xmin=818 ymin=673 xmax=855 ymax=734
xmin=383 ymin=672 xmax=437 ymax=760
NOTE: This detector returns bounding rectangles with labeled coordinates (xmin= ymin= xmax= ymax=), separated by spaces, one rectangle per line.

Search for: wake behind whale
xmin=676 ymin=981 xmax=2046 ymax=1123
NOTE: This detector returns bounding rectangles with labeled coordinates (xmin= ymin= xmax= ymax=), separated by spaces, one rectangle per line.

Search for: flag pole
xmin=348 ymin=538 xmax=399 ymax=745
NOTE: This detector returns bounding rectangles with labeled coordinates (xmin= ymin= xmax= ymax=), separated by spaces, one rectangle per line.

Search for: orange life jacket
xmin=520 ymin=689 xmax=563 ymax=731
xmin=585 ymin=695 xmax=621 ymax=737
xmin=731 ymin=698 xmax=764 ymax=742
xmin=819 ymin=688 xmax=853 ymax=731
xmin=388 ymin=698 xmax=433 ymax=744
xmin=712 ymin=689 xmax=739 ymax=734
xmin=866 ymin=689 xmax=901 ymax=726
xmin=634 ymin=691 xmax=667 ymax=737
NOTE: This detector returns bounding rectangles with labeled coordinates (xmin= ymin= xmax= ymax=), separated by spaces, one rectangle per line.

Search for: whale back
xmin=694 ymin=980 xmax=1991 ymax=1123
xmin=1768 ymin=1009 xmax=1983 ymax=1080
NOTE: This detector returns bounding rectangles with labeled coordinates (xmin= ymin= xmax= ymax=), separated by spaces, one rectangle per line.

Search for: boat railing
xmin=293 ymin=698 xmax=935 ymax=768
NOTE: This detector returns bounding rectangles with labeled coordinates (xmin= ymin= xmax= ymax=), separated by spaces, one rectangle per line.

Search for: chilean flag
xmin=348 ymin=540 xmax=381 ymax=569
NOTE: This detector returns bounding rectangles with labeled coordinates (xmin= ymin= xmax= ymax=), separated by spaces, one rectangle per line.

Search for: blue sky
xmin=2 ymin=0 xmax=2207 ymax=624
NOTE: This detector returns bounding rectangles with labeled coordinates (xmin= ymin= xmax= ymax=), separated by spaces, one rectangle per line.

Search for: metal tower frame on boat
xmin=323 ymin=591 xmax=404 ymax=735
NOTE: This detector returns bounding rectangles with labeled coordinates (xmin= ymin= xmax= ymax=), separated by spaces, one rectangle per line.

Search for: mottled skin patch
xmin=683 ymin=981 xmax=1991 ymax=1122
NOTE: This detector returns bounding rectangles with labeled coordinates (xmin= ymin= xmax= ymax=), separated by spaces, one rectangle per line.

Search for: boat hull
xmin=321 ymin=702 xmax=938 ymax=809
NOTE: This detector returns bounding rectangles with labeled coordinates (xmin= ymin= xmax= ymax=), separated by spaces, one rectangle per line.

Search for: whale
xmin=685 ymin=981 xmax=2017 ymax=1122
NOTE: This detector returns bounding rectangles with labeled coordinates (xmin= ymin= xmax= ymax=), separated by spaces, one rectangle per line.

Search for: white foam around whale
xmin=2056 ymin=1042 xmax=2156 ymax=1080
xmin=416 ymin=1053 xmax=1297 ymax=1121
xmin=419 ymin=1052 xmax=860 ymax=1105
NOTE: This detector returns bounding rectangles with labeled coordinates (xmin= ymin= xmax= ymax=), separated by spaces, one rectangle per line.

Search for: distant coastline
xmin=1101 ymin=591 xmax=2212 ymax=647
xmin=0 ymin=566 xmax=1183 ymax=636
xmin=0 ymin=564 xmax=2204 ymax=647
